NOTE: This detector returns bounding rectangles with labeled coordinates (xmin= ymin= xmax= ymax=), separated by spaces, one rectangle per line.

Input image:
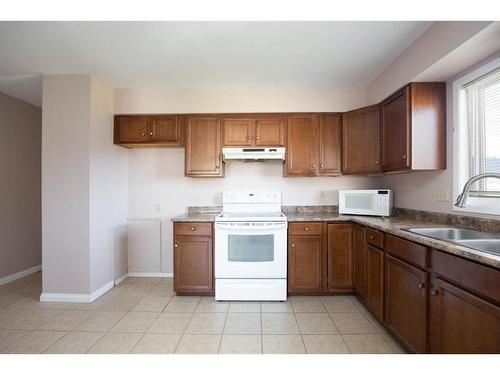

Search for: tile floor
xmin=0 ymin=273 xmax=406 ymax=354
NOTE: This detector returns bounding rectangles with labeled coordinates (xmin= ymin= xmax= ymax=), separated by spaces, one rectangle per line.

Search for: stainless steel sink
xmin=454 ymin=239 xmax=500 ymax=255
xmin=403 ymin=227 xmax=500 ymax=256
xmin=404 ymin=227 xmax=497 ymax=241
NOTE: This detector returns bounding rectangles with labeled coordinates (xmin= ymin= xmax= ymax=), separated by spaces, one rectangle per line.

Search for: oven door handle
xmin=215 ymin=222 xmax=287 ymax=230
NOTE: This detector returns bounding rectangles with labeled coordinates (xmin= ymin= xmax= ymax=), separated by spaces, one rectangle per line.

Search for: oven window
xmin=345 ymin=194 xmax=374 ymax=210
xmin=227 ymin=234 xmax=274 ymax=262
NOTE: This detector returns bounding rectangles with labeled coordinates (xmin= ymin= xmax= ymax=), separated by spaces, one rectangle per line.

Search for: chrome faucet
xmin=455 ymin=173 xmax=500 ymax=208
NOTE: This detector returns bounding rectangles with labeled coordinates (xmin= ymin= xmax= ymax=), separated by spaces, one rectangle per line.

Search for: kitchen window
xmin=453 ymin=57 xmax=500 ymax=215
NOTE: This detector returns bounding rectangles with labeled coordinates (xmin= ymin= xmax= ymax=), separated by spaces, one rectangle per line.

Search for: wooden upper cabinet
xmin=184 ymin=115 xmax=224 ymax=177
xmin=381 ymin=82 xmax=446 ymax=173
xmin=325 ymin=223 xmax=353 ymax=292
xmin=286 ymin=114 xmax=319 ymax=176
xmin=148 ymin=115 xmax=183 ymax=145
xmin=254 ymin=117 xmax=285 ymax=146
xmin=385 ymin=254 xmax=428 ymax=353
xmin=114 ymin=115 xmax=183 ymax=147
xmin=430 ymin=277 xmax=500 ymax=353
xmin=222 ymin=117 xmax=254 ymax=146
xmin=114 ymin=116 xmax=148 ymax=144
xmin=342 ymin=105 xmax=381 ymax=174
xmin=319 ymin=114 xmax=342 ymax=175
xmin=222 ymin=115 xmax=285 ymax=147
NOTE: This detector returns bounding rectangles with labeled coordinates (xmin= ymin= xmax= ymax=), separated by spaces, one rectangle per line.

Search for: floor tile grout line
xmin=217 ymin=305 xmax=230 ymax=353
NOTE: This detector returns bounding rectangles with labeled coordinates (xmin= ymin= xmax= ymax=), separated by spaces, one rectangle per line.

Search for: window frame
xmin=452 ymin=56 xmax=500 ymax=216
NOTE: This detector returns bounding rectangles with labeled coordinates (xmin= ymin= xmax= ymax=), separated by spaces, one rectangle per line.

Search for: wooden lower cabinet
xmin=430 ymin=277 xmax=500 ymax=353
xmin=385 ymin=254 xmax=428 ymax=353
xmin=325 ymin=223 xmax=353 ymax=292
xmin=365 ymin=244 xmax=384 ymax=321
xmin=353 ymin=225 xmax=365 ymax=298
xmin=288 ymin=233 xmax=323 ymax=293
xmin=173 ymin=223 xmax=213 ymax=293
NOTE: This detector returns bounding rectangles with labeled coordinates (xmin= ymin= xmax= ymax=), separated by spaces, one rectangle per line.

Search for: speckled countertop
xmin=171 ymin=209 xmax=500 ymax=269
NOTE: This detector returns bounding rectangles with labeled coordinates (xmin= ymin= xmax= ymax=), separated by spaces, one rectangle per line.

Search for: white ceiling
xmin=0 ymin=21 xmax=433 ymax=107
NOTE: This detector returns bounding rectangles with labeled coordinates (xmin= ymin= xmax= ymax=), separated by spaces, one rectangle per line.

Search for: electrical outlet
xmin=154 ymin=204 xmax=161 ymax=214
xmin=438 ymin=188 xmax=450 ymax=202
xmin=320 ymin=191 xmax=326 ymax=200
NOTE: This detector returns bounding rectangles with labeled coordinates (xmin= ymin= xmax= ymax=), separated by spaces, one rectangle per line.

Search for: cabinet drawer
xmin=174 ymin=222 xmax=213 ymax=236
xmin=289 ymin=222 xmax=323 ymax=235
xmin=365 ymin=228 xmax=384 ymax=248
xmin=431 ymin=249 xmax=500 ymax=303
xmin=385 ymin=234 xmax=428 ymax=268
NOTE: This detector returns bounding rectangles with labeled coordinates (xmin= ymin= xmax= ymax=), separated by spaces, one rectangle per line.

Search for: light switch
xmin=438 ymin=188 xmax=450 ymax=202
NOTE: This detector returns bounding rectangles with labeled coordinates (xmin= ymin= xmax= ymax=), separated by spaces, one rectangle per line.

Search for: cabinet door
xmin=342 ymin=105 xmax=381 ymax=174
xmin=381 ymin=86 xmax=411 ymax=172
xmin=255 ymin=117 xmax=285 ymax=146
xmin=174 ymin=236 xmax=213 ymax=293
xmin=430 ymin=278 xmax=500 ymax=354
xmin=353 ymin=225 xmax=366 ymax=298
xmin=222 ymin=117 xmax=254 ymax=146
xmin=319 ymin=114 xmax=342 ymax=175
xmin=385 ymin=254 xmax=428 ymax=353
xmin=115 ymin=116 xmax=147 ymax=143
xmin=185 ymin=116 xmax=223 ymax=177
xmin=148 ymin=115 xmax=181 ymax=144
xmin=326 ymin=224 xmax=353 ymax=291
xmin=286 ymin=114 xmax=319 ymax=176
xmin=365 ymin=244 xmax=384 ymax=321
xmin=288 ymin=235 xmax=323 ymax=293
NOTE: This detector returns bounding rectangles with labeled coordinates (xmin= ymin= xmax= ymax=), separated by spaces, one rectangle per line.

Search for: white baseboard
xmin=0 ymin=265 xmax=42 ymax=286
xmin=40 ymin=281 xmax=114 ymax=303
xmin=128 ymin=272 xmax=173 ymax=278
xmin=114 ymin=273 xmax=129 ymax=285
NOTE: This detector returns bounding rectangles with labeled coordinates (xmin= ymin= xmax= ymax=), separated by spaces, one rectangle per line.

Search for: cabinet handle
xmin=149 ymin=132 xmax=153 ymax=136
xmin=248 ymin=136 xmax=252 ymax=140
xmin=376 ymin=161 xmax=380 ymax=165
xmin=291 ymin=243 xmax=296 ymax=247
xmin=418 ymin=282 xmax=425 ymax=289
xmin=304 ymin=227 xmax=310 ymax=232
xmin=191 ymin=227 xmax=196 ymax=231
xmin=256 ymin=136 xmax=260 ymax=140
xmin=369 ymin=235 xmax=374 ymax=240
xmin=312 ymin=164 xmax=316 ymax=168
xmin=402 ymin=155 xmax=407 ymax=160
xmin=215 ymin=165 xmax=220 ymax=170
xmin=431 ymin=288 xmax=438 ymax=296
xmin=141 ymin=132 xmax=146 ymax=136
xmin=174 ymin=243 xmax=178 ymax=248
xmin=320 ymin=164 xmax=324 ymax=168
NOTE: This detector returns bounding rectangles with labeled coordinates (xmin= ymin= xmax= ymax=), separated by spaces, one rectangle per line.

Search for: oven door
xmin=215 ymin=221 xmax=287 ymax=279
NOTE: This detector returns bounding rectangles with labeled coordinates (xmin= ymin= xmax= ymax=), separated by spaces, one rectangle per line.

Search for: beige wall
xmin=42 ymin=75 xmax=129 ymax=297
xmin=42 ymin=75 xmax=91 ymax=294
xmin=0 ymin=93 xmax=41 ymax=279
xmin=89 ymin=77 xmax=128 ymax=293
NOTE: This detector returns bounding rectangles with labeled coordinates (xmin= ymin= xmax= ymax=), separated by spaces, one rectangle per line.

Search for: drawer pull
xmin=304 ymin=227 xmax=310 ymax=232
xmin=418 ymin=282 xmax=425 ymax=289
xmin=191 ymin=227 xmax=196 ymax=231
xmin=292 ymin=243 xmax=296 ymax=247
xmin=248 ymin=136 xmax=252 ymax=140
xmin=431 ymin=288 xmax=438 ymax=296
xmin=369 ymin=235 xmax=374 ymax=240
xmin=174 ymin=243 xmax=178 ymax=248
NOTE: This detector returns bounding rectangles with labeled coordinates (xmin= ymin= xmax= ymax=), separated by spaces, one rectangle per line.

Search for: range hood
xmin=222 ymin=147 xmax=286 ymax=161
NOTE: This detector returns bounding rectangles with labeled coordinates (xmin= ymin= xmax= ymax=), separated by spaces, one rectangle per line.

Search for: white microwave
xmin=339 ymin=189 xmax=393 ymax=217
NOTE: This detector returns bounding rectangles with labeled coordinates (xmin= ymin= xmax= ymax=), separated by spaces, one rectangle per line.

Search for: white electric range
xmin=214 ymin=191 xmax=287 ymax=301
